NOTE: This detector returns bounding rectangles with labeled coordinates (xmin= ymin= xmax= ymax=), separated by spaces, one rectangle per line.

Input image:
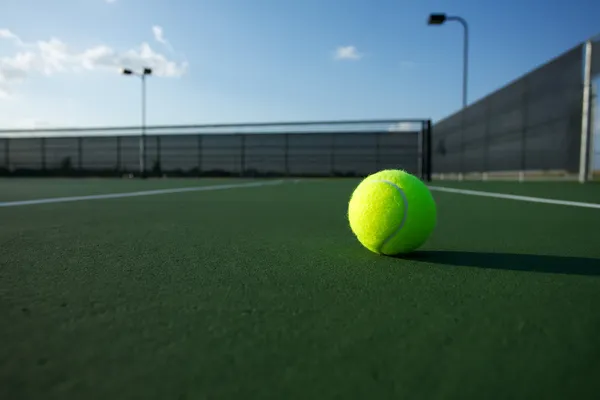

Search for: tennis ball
xmin=348 ymin=169 xmax=436 ymax=255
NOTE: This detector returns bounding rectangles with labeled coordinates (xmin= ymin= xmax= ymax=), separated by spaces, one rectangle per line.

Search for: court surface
xmin=1 ymin=178 xmax=600 ymax=399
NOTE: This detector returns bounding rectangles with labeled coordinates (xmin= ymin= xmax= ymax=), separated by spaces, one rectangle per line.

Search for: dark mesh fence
xmin=592 ymin=39 xmax=600 ymax=78
xmin=0 ymin=139 xmax=6 ymax=169
xmin=81 ymin=137 xmax=120 ymax=170
xmin=433 ymin=43 xmax=585 ymax=176
xmin=592 ymin=38 xmax=600 ymax=176
xmin=0 ymin=120 xmax=432 ymax=180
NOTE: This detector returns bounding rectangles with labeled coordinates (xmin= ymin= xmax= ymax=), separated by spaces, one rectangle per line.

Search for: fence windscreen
xmin=0 ymin=120 xmax=432 ymax=180
xmin=432 ymin=43 xmax=584 ymax=175
xmin=591 ymin=38 xmax=600 ymax=173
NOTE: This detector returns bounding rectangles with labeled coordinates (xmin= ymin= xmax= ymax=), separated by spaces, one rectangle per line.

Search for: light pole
xmin=122 ymin=67 xmax=152 ymax=178
xmin=428 ymin=13 xmax=469 ymax=179
xmin=428 ymin=13 xmax=469 ymax=109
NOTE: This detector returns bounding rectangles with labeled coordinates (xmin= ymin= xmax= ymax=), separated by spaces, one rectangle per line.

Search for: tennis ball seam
xmin=372 ymin=179 xmax=408 ymax=254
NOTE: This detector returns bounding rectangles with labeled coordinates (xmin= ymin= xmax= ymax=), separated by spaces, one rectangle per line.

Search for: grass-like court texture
xmin=1 ymin=178 xmax=600 ymax=399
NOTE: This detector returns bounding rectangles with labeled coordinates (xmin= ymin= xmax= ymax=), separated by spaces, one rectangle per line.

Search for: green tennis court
xmin=1 ymin=178 xmax=600 ymax=399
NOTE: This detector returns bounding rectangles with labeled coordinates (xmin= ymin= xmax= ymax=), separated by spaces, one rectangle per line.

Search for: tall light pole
xmin=428 ymin=13 xmax=469 ymax=180
xmin=428 ymin=13 xmax=469 ymax=109
xmin=122 ymin=67 xmax=152 ymax=178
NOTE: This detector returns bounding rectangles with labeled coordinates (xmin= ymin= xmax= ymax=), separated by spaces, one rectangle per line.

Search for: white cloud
xmin=0 ymin=28 xmax=188 ymax=99
xmin=105 ymin=0 xmax=117 ymax=3
xmin=334 ymin=45 xmax=362 ymax=60
xmin=0 ymin=28 xmax=25 ymax=46
xmin=152 ymin=25 xmax=176 ymax=53
xmin=0 ymin=29 xmax=19 ymax=41
xmin=152 ymin=26 xmax=167 ymax=45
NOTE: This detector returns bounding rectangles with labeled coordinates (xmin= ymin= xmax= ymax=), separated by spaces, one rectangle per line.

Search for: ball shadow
xmin=396 ymin=250 xmax=600 ymax=276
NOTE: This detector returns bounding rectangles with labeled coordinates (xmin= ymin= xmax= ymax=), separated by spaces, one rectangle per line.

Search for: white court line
xmin=0 ymin=180 xmax=284 ymax=208
xmin=429 ymin=186 xmax=600 ymax=209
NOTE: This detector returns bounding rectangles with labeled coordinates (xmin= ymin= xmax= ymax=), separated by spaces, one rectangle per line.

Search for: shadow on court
xmin=400 ymin=251 xmax=600 ymax=276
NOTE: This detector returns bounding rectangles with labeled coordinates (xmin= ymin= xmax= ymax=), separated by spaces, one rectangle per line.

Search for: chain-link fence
xmin=432 ymin=37 xmax=599 ymax=181
xmin=0 ymin=120 xmax=432 ymax=180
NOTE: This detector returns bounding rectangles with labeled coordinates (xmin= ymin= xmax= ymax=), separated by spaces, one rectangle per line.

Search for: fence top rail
xmin=0 ymin=118 xmax=431 ymax=138
xmin=1 ymin=129 xmax=423 ymax=140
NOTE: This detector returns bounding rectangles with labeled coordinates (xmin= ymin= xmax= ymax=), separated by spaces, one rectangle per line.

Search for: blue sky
xmin=1 ymin=0 xmax=599 ymax=131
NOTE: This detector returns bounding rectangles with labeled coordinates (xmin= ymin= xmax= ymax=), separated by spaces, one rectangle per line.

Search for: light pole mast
xmin=122 ymin=67 xmax=153 ymax=178
xmin=428 ymin=13 xmax=470 ymax=179
xmin=428 ymin=13 xmax=469 ymax=108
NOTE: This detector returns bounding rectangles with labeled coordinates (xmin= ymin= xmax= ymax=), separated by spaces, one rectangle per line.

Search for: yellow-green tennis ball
xmin=348 ymin=169 xmax=436 ymax=255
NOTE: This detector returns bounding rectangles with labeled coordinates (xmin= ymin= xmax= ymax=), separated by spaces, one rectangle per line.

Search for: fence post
xmin=116 ymin=137 xmax=121 ymax=173
xmin=459 ymin=110 xmax=465 ymax=180
xmin=520 ymin=77 xmax=529 ymax=182
xmin=483 ymin=99 xmax=491 ymax=180
xmin=579 ymin=40 xmax=593 ymax=183
xmin=284 ymin=134 xmax=289 ymax=177
xmin=426 ymin=120 xmax=432 ymax=182
xmin=375 ymin=132 xmax=381 ymax=172
xmin=156 ymin=136 xmax=161 ymax=176
xmin=418 ymin=124 xmax=424 ymax=180
xmin=78 ymin=137 xmax=83 ymax=172
xmin=4 ymin=139 xmax=9 ymax=171
xmin=41 ymin=138 xmax=46 ymax=171
xmin=197 ymin=134 xmax=203 ymax=177
xmin=240 ymin=134 xmax=246 ymax=177
xmin=590 ymin=84 xmax=597 ymax=179
xmin=330 ymin=134 xmax=335 ymax=176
